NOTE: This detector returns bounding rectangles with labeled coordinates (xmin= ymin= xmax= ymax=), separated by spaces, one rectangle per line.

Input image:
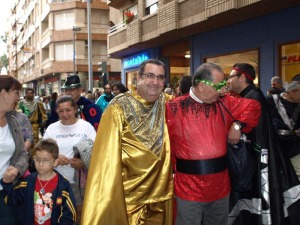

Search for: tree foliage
xmin=1 ymin=32 xmax=8 ymax=43
xmin=0 ymin=54 xmax=8 ymax=68
xmin=0 ymin=32 xmax=8 ymax=69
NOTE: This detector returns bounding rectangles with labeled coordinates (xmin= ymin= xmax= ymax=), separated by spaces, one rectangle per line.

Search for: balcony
xmin=107 ymin=0 xmax=300 ymax=58
xmin=107 ymin=0 xmax=128 ymax=9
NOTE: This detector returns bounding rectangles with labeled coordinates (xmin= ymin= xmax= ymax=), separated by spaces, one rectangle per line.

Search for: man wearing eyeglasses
xmin=166 ymin=63 xmax=261 ymax=225
xmin=82 ymin=59 xmax=174 ymax=225
xmin=228 ymin=63 xmax=300 ymax=225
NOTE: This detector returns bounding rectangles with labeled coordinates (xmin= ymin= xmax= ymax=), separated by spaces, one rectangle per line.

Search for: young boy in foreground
xmin=1 ymin=138 xmax=76 ymax=225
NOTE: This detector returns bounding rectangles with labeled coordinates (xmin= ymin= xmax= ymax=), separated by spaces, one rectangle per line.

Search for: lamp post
xmin=87 ymin=0 xmax=93 ymax=92
xmin=72 ymin=26 xmax=81 ymax=75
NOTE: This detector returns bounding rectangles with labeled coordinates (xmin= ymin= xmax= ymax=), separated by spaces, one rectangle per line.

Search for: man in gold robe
xmin=20 ymin=88 xmax=48 ymax=146
xmin=81 ymin=59 xmax=173 ymax=225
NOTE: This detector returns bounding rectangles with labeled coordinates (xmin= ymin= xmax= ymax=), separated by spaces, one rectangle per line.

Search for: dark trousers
xmin=176 ymin=194 xmax=229 ymax=225
xmin=0 ymin=190 xmax=17 ymax=225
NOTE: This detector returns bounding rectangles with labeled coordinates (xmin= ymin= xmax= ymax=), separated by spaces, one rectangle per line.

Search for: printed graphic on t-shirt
xmin=34 ymin=191 xmax=53 ymax=224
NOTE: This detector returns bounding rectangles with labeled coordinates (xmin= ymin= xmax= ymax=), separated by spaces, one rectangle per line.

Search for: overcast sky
xmin=0 ymin=1 xmax=15 ymax=56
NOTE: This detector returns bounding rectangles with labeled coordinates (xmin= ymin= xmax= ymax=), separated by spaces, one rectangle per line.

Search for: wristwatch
xmin=233 ymin=122 xmax=242 ymax=131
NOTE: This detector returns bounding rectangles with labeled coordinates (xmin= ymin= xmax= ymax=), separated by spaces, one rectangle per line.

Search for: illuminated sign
xmin=123 ymin=52 xmax=150 ymax=69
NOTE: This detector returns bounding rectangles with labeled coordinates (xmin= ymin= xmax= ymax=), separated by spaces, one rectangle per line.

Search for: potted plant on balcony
xmin=125 ymin=10 xmax=134 ymax=24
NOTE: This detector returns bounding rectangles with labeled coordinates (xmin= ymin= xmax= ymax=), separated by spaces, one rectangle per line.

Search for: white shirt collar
xmin=189 ymin=87 xmax=203 ymax=103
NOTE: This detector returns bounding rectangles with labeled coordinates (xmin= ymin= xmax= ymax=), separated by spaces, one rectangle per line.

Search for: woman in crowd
xmin=111 ymin=82 xmax=128 ymax=96
xmin=43 ymin=95 xmax=96 ymax=224
xmin=0 ymin=75 xmax=29 ymax=224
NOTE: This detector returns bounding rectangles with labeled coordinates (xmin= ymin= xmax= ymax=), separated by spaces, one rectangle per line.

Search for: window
xmin=205 ymin=50 xmax=259 ymax=85
xmin=55 ymin=44 xmax=73 ymax=60
xmin=54 ymin=12 xmax=74 ymax=30
xmin=145 ymin=0 xmax=158 ymax=15
xmin=280 ymin=42 xmax=300 ymax=82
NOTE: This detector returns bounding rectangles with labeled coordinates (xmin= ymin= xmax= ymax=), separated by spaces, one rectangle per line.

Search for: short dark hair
xmin=25 ymin=88 xmax=35 ymax=94
xmin=33 ymin=138 xmax=59 ymax=159
xmin=0 ymin=75 xmax=22 ymax=92
xmin=192 ymin=63 xmax=223 ymax=87
xmin=292 ymin=74 xmax=300 ymax=82
xmin=232 ymin=63 xmax=256 ymax=84
xmin=138 ymin=59 xmax=166 ymax=76
xmin=56 ymin=95 xmax=76 ymax=108
xmin=51 ymin=92 xmax=58 ymax=101
xmin=179 ymin=76 xmax=192 ymax=95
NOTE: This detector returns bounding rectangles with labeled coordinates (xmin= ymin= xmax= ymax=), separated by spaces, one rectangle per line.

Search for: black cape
xmin=229 ymin=84 xmax=300 ymax=225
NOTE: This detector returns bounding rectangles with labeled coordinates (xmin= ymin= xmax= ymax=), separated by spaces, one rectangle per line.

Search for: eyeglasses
xmin=195 ymin=79 xmax=227 ymax=92
xmin=227 ymin=74 xmax=241 ymax=80
xmin=33 ymin=157 xmax=53 ymax=165
xmin=10 ymin=90 xmax=20 ymax=95
xmin=141 ymin=73 xmax=166 ymax=81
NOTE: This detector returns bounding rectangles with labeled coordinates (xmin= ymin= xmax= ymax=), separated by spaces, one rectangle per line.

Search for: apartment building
xmin=107 ymin=0 xmax=300 ymax=93
xmin=8 ymin=0 xmax=121 ymax=95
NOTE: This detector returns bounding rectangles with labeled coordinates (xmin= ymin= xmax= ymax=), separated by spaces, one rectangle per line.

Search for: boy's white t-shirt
xmin=43 ymin=119 xmax=96 ymax=183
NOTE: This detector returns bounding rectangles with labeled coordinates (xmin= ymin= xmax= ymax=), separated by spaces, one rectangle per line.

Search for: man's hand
xmin=228 ymin=122 xmax=242 ymax=145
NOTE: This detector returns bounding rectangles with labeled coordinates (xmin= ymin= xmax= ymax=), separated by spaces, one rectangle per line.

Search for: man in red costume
xmin=166 ymin=63 xmax=261 ymax=225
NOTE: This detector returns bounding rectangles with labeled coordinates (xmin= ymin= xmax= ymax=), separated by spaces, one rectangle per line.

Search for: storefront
xmin=206 ymin=49 xmax=259 ymax=86
xmin=281 ymin=42 xmax=300 ymax=83
xmin=123 ymin=51 xmax=150 ymax=90
xmin=162 ymin=40 xmax=190 ymax=89
xmin=190 ymin=6 xmax=300 ymax=94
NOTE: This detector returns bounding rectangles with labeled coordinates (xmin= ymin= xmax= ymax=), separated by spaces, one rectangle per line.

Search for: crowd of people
xmin=0 ymin=59 xmax=299 ymax=225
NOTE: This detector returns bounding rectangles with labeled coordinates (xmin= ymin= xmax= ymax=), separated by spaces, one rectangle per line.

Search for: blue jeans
xmin=176 ymin=194 xmax=229 ymax=225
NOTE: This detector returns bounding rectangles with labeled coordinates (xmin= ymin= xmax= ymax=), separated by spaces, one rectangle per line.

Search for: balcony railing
xmin=108 ymin=20 xmax=127 ymax=34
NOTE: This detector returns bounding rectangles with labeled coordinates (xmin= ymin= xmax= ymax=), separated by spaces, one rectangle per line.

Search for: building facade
xmin=107 ymin=0 xmax=300 ymax=93
xmin=8 ymin=0 xmax=121 ymax=96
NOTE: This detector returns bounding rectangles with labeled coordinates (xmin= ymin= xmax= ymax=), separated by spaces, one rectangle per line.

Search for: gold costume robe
xmin=81 ymin=92 xmax=173 ymax=225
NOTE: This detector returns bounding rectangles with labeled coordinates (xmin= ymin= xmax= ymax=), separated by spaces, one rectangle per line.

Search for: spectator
xmin=111 ymin=82 xmax=127 ymax=96
xmin=85 ymin=92 xmax=94 ymax=102
xmin=19 ymin=88 xmax=48 ymax=146
xmin=267 ymin=81 xmax=300 ymax=180
xmin=0 ymin=75 xmax=29 ymax=224
xmin=174 ymin=85 xmax=180 ymax=97
xmin=13 ymin=102 xmax=34 ymax=151
xmin=43 ymin=95 xmax=96 ymax=224
xmin=179 ymin=76 xmax=192 ymax=95
xmin=164 ymin=87 xmax=173 ymax=95
xmin=267 ymin=87 xmax=281 ymax=96
xmin=62 ymin=74 xmax=102 ymax=130
xmin=0 ymin=138 xmax=77 ymax=225
xmin=271 ymin=76 xmax=285 ymax=93
xmin=108 ymin=20 xmax=116 ymax=32
xmin=95 ymin=83 xmax=114 ymax=112
xmin=46 ymin=92 xmax=59 ymax=127
xmin=40 ymin=96 xmax=51 ymax=136
xmin=292 ymin=74 xmax=300 ymax=82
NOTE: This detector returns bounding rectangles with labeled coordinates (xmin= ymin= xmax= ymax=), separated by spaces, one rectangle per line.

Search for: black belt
xmin=176 ymin=156 xmax=226 ymax=175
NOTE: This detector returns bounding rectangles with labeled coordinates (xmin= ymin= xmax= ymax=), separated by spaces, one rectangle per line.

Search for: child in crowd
xmin=0 ymin=138 xmax=76 ymax=225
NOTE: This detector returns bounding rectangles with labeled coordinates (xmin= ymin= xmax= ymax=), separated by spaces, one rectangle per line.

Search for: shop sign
xmin=282 ymin=55 xmax=300 ymax=64
xmin=123 ymin=52 xmax=149 ymax=69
